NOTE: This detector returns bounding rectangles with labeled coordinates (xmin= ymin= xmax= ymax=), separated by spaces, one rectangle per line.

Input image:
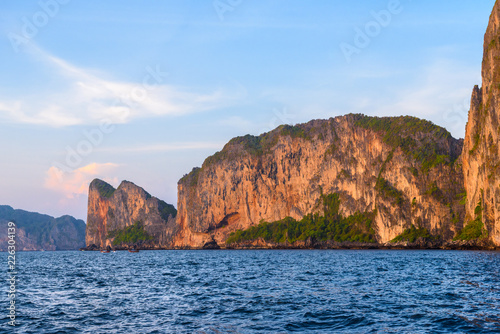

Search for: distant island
xmin=0 ymin=205 xmax=85 ymax=251
xmin=81 ymin=2 xmax=500 ymax=252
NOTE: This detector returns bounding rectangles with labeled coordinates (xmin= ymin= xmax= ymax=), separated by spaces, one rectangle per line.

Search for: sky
xmin=0 ymin=0 xmax=495 ymax=220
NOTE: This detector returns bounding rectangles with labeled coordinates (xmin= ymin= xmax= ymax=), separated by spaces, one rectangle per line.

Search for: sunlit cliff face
xmin=463 ymin=0 xmax=500 ymax=246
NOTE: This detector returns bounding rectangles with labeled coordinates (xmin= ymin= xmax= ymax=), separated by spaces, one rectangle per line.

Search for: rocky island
xmin=84 ymin=179 xmax=177 ymax=250
xmin=0 ymin=205 xmax=85 ymax=251
xmin=84 ymin=2 xmax=500 ymax=251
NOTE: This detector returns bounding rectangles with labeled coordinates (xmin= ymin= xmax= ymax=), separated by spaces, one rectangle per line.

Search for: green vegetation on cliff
xmin=376 ymin=178 xmax=405 ymax=206
xmin=200 ymin=123 xmax=315 ymax=168
xmin=454 ymin=200 xmax=488 ymax=241
xmin=426 ymin=181 xmax=445 ymax=202
xmin=455 ymin=219 xmax=487 ymax=241
xmin=353 ymin=114 xmax=456 ymax=171
xmin=179 ymin=167 xmax=201 ymax=186
xmin=158 ymin=200 xmax=177 ymax=220
xmin=279 ymin=124 xmax=311 ymax=140
xmin=203 ymin=132 xmax=280 ymax=166
xmin=179 ymin=114 xmax=460 ymax=186
xmin=226 ymin=194 xmax=376 ymax=245
xmin=108 ymin=221 xmax=153 ymax=245
xmin=390 ymin=225 xmax=434 ymax=243
xmin=93 ymin=179 xmax=116 ymax=198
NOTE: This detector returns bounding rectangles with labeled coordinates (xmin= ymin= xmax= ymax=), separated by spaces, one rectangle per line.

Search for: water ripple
xmin=2 ymin=250 xmax=500 ymax=333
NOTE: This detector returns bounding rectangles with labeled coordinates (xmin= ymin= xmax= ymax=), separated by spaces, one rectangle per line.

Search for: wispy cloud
xmin=0 ymin=43 xmax=241 ymax=127
xmin=45 ymin=162 xmax=119 ymax=198
xmin=260 ymin=55 xmax=479 ymax=139
xmin=366 ymin=57 xmax=479 ymax=137
xmin=95 ymin=141 xmax=225 ymax=154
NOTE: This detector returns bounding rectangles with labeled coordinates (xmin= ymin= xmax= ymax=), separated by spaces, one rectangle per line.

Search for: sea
xmin=2 ymin=250 xmax=500 ymax=333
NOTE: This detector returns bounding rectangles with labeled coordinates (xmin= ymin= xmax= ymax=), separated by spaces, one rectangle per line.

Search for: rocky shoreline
xmin=80 ymin=238 xmax=499 ymax=251
xmin=225 ymin=238 xmax=498 ymax=251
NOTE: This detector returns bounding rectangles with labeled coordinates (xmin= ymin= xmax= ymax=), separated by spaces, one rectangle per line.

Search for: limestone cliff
xmin=86 ymin=179 xmax=177 ymax=249
xmin=463 ymin=0 xmax=500 ymax=246
xmin=175 ymin=114 xmax=465 ymax=248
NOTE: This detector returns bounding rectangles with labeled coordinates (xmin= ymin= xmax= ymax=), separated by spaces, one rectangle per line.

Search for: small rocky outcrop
xmin=85 ymin=179 xmax=178 ymax=249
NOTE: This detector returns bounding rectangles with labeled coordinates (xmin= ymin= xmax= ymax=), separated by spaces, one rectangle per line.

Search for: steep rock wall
xmin=176 ymin=114 xmax=465 ymax=248
xmin=463 ymin=0 xmax=500 ymax=246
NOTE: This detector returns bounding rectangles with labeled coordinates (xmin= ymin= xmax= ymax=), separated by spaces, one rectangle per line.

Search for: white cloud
xmin=45 ymin=162 xmax=119 ymax=198
xmin=0 ymin=43 xmax=241 ymax=127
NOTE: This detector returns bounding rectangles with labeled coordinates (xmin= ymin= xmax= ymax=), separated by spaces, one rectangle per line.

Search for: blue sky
xmin=0 ymin=0 xmax=495 ymax=220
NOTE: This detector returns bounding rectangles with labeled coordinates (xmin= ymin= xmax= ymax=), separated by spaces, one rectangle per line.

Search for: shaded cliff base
xmin=81 ymin=241 xmax=171 ymax=251
xmin=81 ymin=239 xmax=499 ymax=251
xmin=224 ymin=239 xmax=498 ymax=251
